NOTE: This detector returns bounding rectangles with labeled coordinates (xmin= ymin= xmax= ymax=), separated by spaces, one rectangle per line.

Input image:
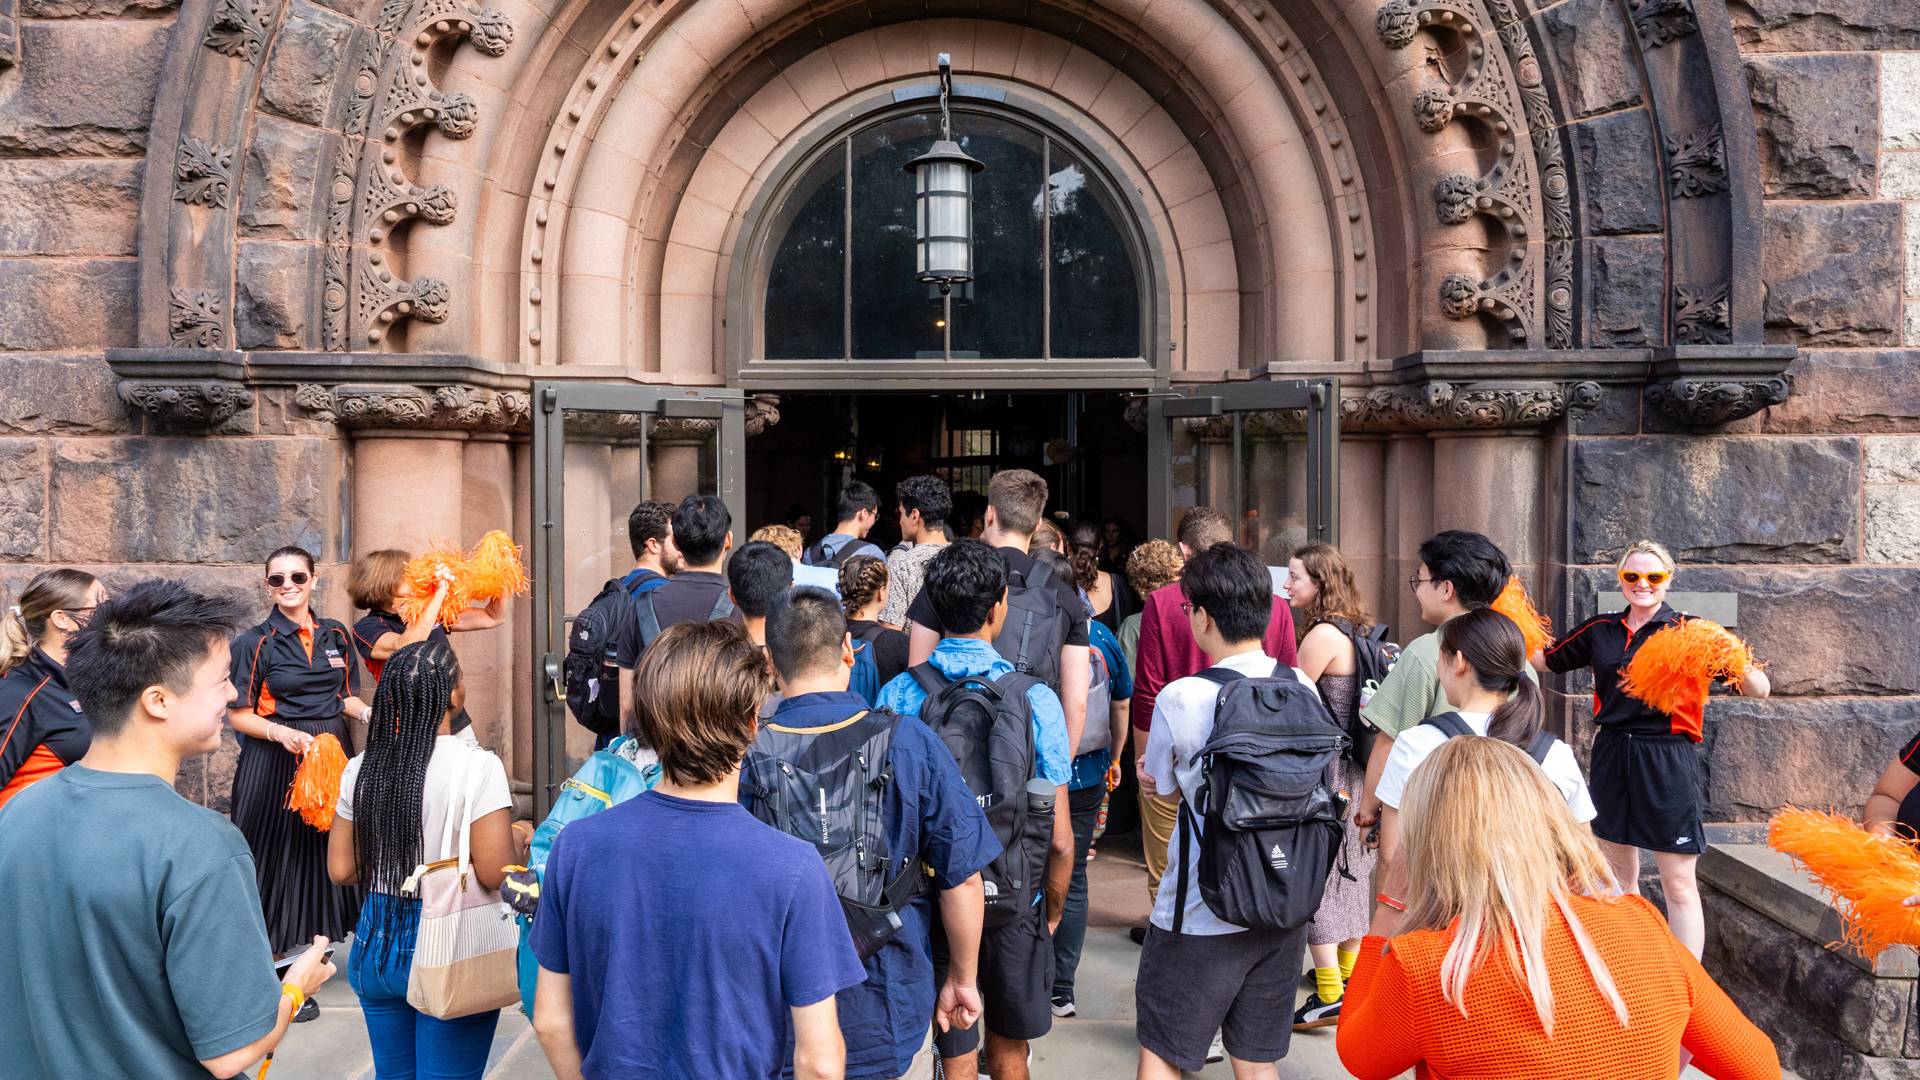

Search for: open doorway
xmin=745 ymin=391 xmax=1149 ymax=552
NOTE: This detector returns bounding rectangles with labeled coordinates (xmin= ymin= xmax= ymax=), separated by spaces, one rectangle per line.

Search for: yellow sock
xmin=1313 ymin=966 xmax=1344 ymax=1003
xmin=1337 ymin=947 xmax=1359 ymax=982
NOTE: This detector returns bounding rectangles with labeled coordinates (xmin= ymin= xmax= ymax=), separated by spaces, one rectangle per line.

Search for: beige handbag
xmin=401 ymin=747 xmax=520 ymax=1019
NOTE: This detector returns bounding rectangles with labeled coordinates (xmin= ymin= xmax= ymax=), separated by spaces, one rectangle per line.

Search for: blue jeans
xmin=1050 ymin=784 xmax=1106 ymax=997
xmin=349 ymin=892 xmax=501 ymax=1080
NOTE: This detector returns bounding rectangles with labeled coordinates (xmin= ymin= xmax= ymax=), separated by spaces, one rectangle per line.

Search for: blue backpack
xmin=850 ymin=638 xmax=880 ymax=705
xmin=509 ymin=735 xmax=661 ymax=1016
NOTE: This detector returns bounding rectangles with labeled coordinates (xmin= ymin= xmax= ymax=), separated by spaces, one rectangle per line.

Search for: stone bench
xmin=1698 ymin=838 xmax=1917 ymax=1078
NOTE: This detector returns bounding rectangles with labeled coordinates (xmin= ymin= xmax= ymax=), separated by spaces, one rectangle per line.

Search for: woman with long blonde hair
xmin=1338 ymin=737 xmax=1778 ymax=1078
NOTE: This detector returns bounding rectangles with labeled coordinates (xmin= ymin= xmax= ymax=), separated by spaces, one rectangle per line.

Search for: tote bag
xmin=401 ymin=746 xmax=521 ymax=1019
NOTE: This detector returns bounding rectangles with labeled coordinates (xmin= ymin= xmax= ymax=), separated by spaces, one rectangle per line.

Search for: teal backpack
xmin=509 ymin=735 xmax=661 ymax=1016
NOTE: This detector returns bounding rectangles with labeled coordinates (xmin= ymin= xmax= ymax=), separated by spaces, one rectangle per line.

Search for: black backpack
xmin=1316 ymin=617 xmax=1402 ymax=765
xmin=631 ymin=586 xmax=735 ymax=654
xmin=1174 ymin=666 xmax=1349 ymax=934
xmin=992 ymin=560 xmax=1074 ymax=692
xmin=806 ymin=537 xmax=866 ymax=570
xmin=911 ymin=663 xmax=1052 ymax=928
xmin=1421 ymin=711 xmax=1558 ymax=766
xmin=741 ymin=709 xmax=922 ymax=959
xmin=561 ymin=574 xmax=662 ymax=738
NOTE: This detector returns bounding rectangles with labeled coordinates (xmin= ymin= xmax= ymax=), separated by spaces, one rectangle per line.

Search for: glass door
xmin=529 ymin=383 xmax=747 ymax=817
xmin=1147 ymin=379 xmax=1339 ymax=569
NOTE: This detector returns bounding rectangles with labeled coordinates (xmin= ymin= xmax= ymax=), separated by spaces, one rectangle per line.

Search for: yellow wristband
xmin=281 ymin=983 xmax=306 ymax=1017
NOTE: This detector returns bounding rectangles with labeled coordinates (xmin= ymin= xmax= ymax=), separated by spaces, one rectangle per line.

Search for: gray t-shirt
xmin=0 ymin=765 xmax=281 ymax=1079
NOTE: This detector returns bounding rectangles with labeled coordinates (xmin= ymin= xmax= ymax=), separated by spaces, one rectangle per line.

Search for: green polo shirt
xmin=1360 ymin=620 xmax=1537 ymax=739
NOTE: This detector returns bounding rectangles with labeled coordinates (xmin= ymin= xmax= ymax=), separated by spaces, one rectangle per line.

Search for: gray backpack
xmin=992 ymin=561 xmax=1073 ymax=693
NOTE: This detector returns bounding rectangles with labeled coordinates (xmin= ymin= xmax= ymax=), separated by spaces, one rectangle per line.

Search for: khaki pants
xmin=1138 ymin=786 xmax=1180 ymax=903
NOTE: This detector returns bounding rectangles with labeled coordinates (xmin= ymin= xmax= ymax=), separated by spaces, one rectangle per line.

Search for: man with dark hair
xmin=804 ymin=480 xmax=885 ymax=569
xmin=726 ymin=540 xmax=795 ymax=648
xmin=743 ymin=587 xmax=998 ymax=1079
xmin=879 ymin=539 xmax=1073 ymax=1080
xmin=1129 ymin=508 xmax=1298 ymax=932
xmin=626 ymin=499 xmax=681 ymax=590
xmin=1135 ymin=543 xmax=1317 ymax=1078
xmin=906 ymin=469 xmax=1091 ymax=777
xmin=950 ymin=491 xmax=988 ymax=540
xmin=615 ymin=493 xmax=738 ymax=723
xmin=0 ymin=580 xmax=338 ymax=1080
xmin=1355 ymin=529 xmax=1529 ymax=829
xmin=881 ymin=474 xmax=953 ymax=628
xmin=533 ymin=620 xmax=863 ymax=1080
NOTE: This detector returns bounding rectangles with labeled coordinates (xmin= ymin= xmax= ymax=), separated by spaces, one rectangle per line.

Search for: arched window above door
xmin=759 ymin=108 xmax=1146 ymax=364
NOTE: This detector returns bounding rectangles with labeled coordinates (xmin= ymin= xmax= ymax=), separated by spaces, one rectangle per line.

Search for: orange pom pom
xmin=1617 ymin=619 xmax=1754 ymax=741
xmin=286 ymin=733 xmax=348 ymax=832
xmin=393 ymin=531 xmax=525 ymax=629
xmin=1769 ymin=808 xmax=1920 ymax=961
xmin=1489 ymin=576 xmax=1552 ymax=658
xmin=466 ymin=530 xmax=530 ymax=602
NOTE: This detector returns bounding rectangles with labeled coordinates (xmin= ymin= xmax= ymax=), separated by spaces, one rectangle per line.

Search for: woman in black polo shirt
xmin=0 ymin=568 xmax=106 ymax=813
xmin=344 ymin=549 xmax=503 ymax=743
xmin=1539 ymin=539 xmax=1769 ymax=959
xmin=1863 ymin=734 xmax=1920 ymax=843
xmin=228 ymin=545 xmax=372 ymax=998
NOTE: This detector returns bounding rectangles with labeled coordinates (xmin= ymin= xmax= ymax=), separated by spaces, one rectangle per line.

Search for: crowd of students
xmin=0 ymin=462 xmax=1816 ymax=1080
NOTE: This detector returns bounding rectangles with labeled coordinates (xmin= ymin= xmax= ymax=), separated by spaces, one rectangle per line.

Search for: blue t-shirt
xmin=0 ymin=767 xmax=281 ymax=1080
xmin=874 ymin=637 xmax=1073 ymax=786
xmin=530 ymin=789 xmax=866 ymax=1079
xmin=742 ymin=691 xmax=1001 ymax=1078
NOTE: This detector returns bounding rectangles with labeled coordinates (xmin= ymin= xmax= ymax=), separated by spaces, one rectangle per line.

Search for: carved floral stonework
xmin=322 ymin=0 xmax=514 ymax=350
xmin=168 ymin=287 xmax=225 ymax=348
xmin=1377 ymin=0 xmax=1571 ymax=348
xmin=1666 ymin=125 xmax=1727 ymax=198
xmin=203 ymin=0 xmax=274 ymax=64
xmin=1626 ymin=0 xmax=1698 ymax=49
xmin=296 ymin=383 xmax=532 ymax=431
xmin=1673 ymin=283 xmax=1732 ymax=345
xmin=1645 ymin=377 xmax=1789 ymax=427
xmin=1338 ymin=380 xmax=1596 ymax=432
xmin=174 ymin=137 xmax=234 ymax=208
xmin=120 ymin=382 xmax=255 ymax=428
xmin=745 ymin=394 xmax=782 ymax=436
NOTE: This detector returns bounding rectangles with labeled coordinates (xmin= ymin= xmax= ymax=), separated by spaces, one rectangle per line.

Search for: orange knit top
xmin=1337 ymin=894 xmax=1780 ymax=1079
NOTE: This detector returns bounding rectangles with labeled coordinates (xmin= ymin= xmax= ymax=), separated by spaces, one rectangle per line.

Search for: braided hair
xmin=838 ymin=555 xmax=888 ymax=620
xmin=352 ymin=639 xmax=461 ymax=952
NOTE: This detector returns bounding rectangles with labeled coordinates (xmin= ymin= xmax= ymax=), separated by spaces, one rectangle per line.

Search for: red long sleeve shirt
xmin=1129 ymin=582 xmax=1297 ymax=733
xmin=1338 ymin=894 xmax=1781 ymax=1080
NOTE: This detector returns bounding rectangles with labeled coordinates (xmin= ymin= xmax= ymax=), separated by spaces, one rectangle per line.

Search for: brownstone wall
xmin=1556 ymin=7 xmax=1920 ymax=821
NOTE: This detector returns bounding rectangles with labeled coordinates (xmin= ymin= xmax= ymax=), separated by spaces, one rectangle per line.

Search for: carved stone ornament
xmin=745 ymin=393 xmax=782 ymax=436
xmin=1666 ymin=125 xmax=1727 ymax=198
xmin=1645 ymin=377 xmax=1789 ymax=427
xmin=1434 ymin=174 xmax=1480 ymax=226
xmin=299 ymin=383 xmax=533 ymax=431
xmin=1673 ymin=282 xmax=1732 ymax=345
xmin=1626 ymin=0 xmax=1698 ymax=49
xmin=651 ymin=417 xmax=720 ymax=443
xmin=1375 ymin=0 xmax=1419 ymax=50
xmin=168 ymin=287 xmax=225 ymax=348
xmin=119 ymin=381 xmax=255 ymax=429
xmin=1338 ymin=380 xmax=1599 ymax=432
xmin=203 ymin=0 xmax=275 ymax=64
xmin=174 ymin=137 xmax=234 ymax=208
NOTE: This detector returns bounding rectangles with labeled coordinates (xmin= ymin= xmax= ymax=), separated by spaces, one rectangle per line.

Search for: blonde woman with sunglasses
xmin=1535 ymin=540 xmax=1768 ymax=958
xmin=1337 ymin=737 xmax=1778 ymax=1078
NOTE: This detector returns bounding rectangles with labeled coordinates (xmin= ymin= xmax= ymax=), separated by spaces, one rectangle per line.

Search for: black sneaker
xmin=1292 ymin=992 xmax=1340 ymax=1030
xmin=1128 ymin=925 xmax=1148 ymax=945
xmin=292 ymin=996 xmax=320 ymax=1023
xmin=1050 ymin=992 xmax=1075 ymax=1018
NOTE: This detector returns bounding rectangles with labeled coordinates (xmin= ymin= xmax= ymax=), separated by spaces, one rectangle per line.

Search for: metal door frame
xmin=529 ymin=382 xmax=747 ymax=817
xmin=1146 ymin=377 xmax=1340 ymax=548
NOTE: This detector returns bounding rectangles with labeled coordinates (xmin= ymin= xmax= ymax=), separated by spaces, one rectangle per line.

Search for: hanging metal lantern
xmin=905 ymin=54 xmax=984 ymax=295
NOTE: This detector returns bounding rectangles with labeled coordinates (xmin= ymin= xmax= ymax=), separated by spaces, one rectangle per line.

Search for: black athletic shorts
xmin=930 ymin=905 xmax=1055 ymax=1057
xmin=1134 ymin=923 xmax=1306 ymax=1071
xmin=1589 ymin=729 xmax=1706 ymax=855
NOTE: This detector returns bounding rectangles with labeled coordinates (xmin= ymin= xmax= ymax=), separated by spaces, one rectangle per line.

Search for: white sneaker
xmin=1206 ymin=1032 xmax=1226 ymax=1064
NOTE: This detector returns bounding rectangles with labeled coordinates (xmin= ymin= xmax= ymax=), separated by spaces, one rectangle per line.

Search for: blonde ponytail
xmin=0 ymin=569 xmax=99 ymax=677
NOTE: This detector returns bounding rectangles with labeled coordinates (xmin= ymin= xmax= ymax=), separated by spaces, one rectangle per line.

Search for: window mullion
xmin=842 ymin=137 xmax=853 ymax=361
xmin=1041 ymin=136 xmax=1052 ymax=362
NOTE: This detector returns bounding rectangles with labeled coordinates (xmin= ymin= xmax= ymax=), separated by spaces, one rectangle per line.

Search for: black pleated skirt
xmin=230 ymin=715 xmax=364 ymax=955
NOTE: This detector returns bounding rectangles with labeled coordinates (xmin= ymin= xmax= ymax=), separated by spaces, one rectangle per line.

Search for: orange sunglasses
xmin=1618 ymin=570 xmax=1670 ymax=587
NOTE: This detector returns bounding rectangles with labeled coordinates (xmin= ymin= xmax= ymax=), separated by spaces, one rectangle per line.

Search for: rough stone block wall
xmin=0 ymin=1 xmax=352 ymax=807
xmin=1556 ymin=8 xmax=1920 ymax=822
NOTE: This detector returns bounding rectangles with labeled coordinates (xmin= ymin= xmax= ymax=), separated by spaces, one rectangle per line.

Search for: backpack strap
xmin=1525 ymin=729 xmax=1558 ymax=766
xmin=854 ymin=622 xmax=888 ymax=646
xmin=1420 ymin=711 xmax=1475 ymax=740
xmin=634 ymin=591 xmax=663 ymax=649
xmin=1025 ymin=560 xmax=1053 ymax=591
xmin=909 ymin=662 xmax=949 ymax=698
xmin=1173 ymin=798 xmax=1198 ymax=935
xmin=1195 ymin=667 xmax=1244 ymax=687
xmin=707 ymin=589 xmax=735 ymax=621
